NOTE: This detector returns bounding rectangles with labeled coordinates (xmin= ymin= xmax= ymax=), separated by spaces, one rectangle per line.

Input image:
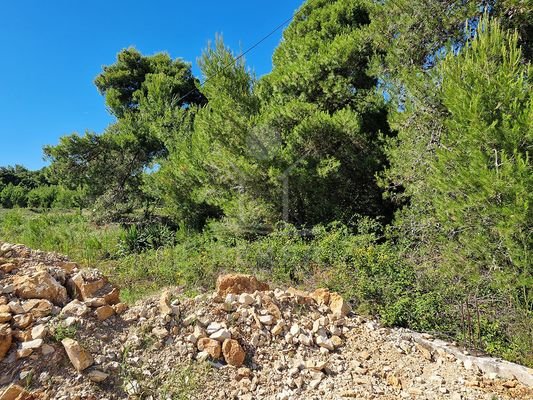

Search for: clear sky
xmin=0 ymin=0 xmax=303 ymax=170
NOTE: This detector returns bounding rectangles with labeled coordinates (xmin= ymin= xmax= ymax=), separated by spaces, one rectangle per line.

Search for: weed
xmin=51 ymin=322 xmax=78 ymax=342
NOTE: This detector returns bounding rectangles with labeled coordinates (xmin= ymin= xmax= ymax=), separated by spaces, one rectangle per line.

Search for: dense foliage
xmin=1 ymin=0 xmax=531 ymax=365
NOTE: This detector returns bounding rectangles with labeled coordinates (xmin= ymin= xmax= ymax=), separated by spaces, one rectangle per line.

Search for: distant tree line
xmin=0 ymin=165 xmax=83 ymax=209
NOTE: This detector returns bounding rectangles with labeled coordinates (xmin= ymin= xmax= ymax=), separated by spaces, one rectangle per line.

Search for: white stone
xmin=206 ymin=322 xmax=223 ymax=335
xmin=125 ymin=380 xmax=140 ymax=395
xmin=238 ymin=293 xmax=254 ymax=306
xmin=21 ymin=339 xmax=43 ymax=350
xmin=210 ymin=328 xmax=231 ymax=342
xmin=315 ymin=336 xmax=334 ymax=351
xmin=259 ymin=315 xmax=273 ymax=325
xmin=290 ymin=324 xmax=300 ymax=336
xmin=31 ymin=324 xmax=47 ymax=340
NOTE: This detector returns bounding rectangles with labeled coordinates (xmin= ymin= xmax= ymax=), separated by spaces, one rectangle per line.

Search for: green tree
xmin=431 ymin=16 xmax=531 ymax=338
xmin=46 ymin=48 xmax=207 ymax=219
xmin=257 ymin=0 xmax=393 ymax=226
xmin=94 ymin=48 xmax=205 ymax=118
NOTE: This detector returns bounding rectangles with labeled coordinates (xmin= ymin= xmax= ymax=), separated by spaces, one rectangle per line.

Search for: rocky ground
xmin=0 ymin=241 xmax=532 ymax=400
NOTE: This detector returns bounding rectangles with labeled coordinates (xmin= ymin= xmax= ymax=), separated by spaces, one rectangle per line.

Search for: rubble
xmin=0 ymin=241 xmax=532 ymax=399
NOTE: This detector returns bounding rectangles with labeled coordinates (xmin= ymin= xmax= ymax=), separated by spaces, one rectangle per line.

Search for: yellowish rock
xmin=13 ymin=270 xmax=68 ymax=305
xmin=197 ymin=338 xmax=222 ymax=359
xmin=0 ymin=313 xmax=11 ymax=323
xmin=0 ymin=324 xmax=12 ymax=360
xmin=159 ymin=290 xmax=173 ymax=315
xmin=62 ymin=338 xmax=94 ymax=371
xmin=222 ymin=339 xmax=246 ymax=367
xmin=0 ymin=383 xmax=31 ymax=400
xmin=113 ymin=302 xmax=128 ymax=315
xmin=329 ymin=292 xmax=351 ymax=318
xmin=216 ymin=274 xmax=269 ymax=296
xmin=95 ymin=305 xmax=115 ymax=321
xmin=311 ymin=288 xmax=331 ymax=305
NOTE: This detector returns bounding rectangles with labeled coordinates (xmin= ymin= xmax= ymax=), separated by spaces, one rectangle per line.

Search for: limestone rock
xmin=21 ymin=299 xmax=53 ymax=318
xmin=67 ymin=271 xmax=120 ymax=305
xmin=329 ymin=292 xmax=351 ymax=318
xmin=95 ymin=305 xmax=115 ymax=321
xmin=13 ymin=271 xmax=68 ymax=305
xmin=0 ymin=384 xmax=31 ymax=400
xmin=87 ymin=370 xmax=109 ymax=382
xmin=216 ymin=274 xmax=269 ymax=296
xmin=159 ymin=290 xmax=173 ymax=315
xmin=210 ymin=328 xmax=231 ymax=342
xmin=197 ymin=338 xmax=222 ymax=359
xmin=0 ymin=324 xmax=12 ymax=360
xmin=62 ymin=338 xmax=94 ymax=371
xmin=238 ymin=293 xmax=254 ymax=306
xmin=62 ymin=299 xmax=90 ymax=317
xmin=31 ymin=324 xmax=47 ymax=340
xmin=21 ymin=339 xmax=43 ymax=350
xmin=222 ymin=339 xmax=246 ymax=367
xmin=311 ymin=288 xmax=330 ymax=305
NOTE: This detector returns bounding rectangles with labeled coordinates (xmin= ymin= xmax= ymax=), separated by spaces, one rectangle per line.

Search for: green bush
xmin=116 ymin=222 xmax=176 ymax=256
xmin=27 ymin=186 xmax=58 ymax=208
xmin=0 ymin=184 xmax=28 ymax=208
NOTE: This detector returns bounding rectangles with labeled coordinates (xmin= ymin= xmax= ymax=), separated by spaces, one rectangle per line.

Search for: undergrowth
xmin=0 ymin=208 xmax=531 ymax=367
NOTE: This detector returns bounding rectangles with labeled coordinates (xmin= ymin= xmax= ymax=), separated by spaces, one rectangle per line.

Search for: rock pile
xmin=1 ymin=241 xmax=532 ymax=400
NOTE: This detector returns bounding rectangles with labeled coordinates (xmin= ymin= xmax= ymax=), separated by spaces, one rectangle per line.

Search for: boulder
xmin=61 ymin=300 xmax=89 ymax=317
xmin=216 ymin=274 xmax=269 ymax=297
xmin=310 ymin=288 xmax=330 ymax=305
xmin=329 ymin=292 xmax=351 ymax=318
xmin=222 ymin=339 xmax=246 ymax=367
xmin=67 ymin=271 xmax=120 ymax=305
xmin=21 ymin=299 xmax=53 ymax=318
xmin=197 ymin=338 xmax=221 ymax=359
xmin=13 ymin=271 xmax=68 ymax=305
xmin=61 ymin=338 xmax=94 ymax=371
xmin=159 ymin=290 xmax=173 ymax=315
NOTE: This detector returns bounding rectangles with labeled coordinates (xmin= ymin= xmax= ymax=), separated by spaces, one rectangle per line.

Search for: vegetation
xmin=1 ymin=1 xmax=531 ymax=366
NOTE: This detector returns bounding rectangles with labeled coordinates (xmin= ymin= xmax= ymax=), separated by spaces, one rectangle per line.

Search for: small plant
xmin=51 ymin=322 xmax=78 ymax=342
xmin=116 ymin=222 xmax=176 ymax=256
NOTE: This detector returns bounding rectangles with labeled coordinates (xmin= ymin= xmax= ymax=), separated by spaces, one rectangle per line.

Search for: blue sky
xmin=0 ymin=0 xmax=303 ymax=170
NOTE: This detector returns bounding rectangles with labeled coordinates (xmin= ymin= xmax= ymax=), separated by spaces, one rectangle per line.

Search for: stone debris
xmin=216 ymin=273 xmax=269 ymax=296
xmin=0 ymin=241 xmax=532 ymax=400
xmin=61 ymin=338 xmax=94 ymax=371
